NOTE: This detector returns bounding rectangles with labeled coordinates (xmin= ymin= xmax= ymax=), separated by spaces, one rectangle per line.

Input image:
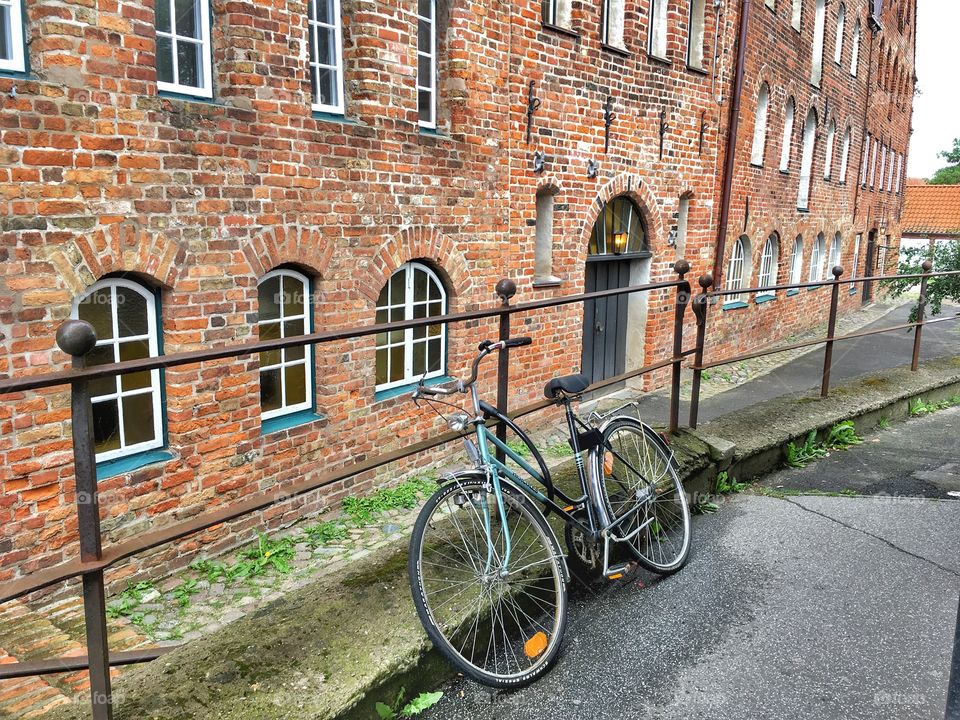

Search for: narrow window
xmin=308 ymin=0 xmax=345 ymax=114
xmin=375 ymin=262 xmax=447 ymax=391
xmin=790 ymin=236 xmax=804 ymax=285
xmin=676 ymin=195 xmax=690 ymax=256
xmin=852 ymin=234 xmax=862 ymax=279
xmin=895 ymin=152 xmax=903 ymax=194
xmin=687 ymin=0 xmax=707 ymax=69
xmin=726 ymin=236 xmax=750 ymax=303
xmin=860 ymin=133 xmax=870 ymax=187
xmin=75 ymin=279 xmax=164 ymax=462
xmin=797 ymin=108 xmax=817 ymax=210
xmin=542 ymin=0 xmax=573 ymax=27
xmin=757 ymin=235 xmax=779 ymax=297
xmin=649 ymin=0 xmax=668 ymax=59
xmin=602 ymin=0 xmax=626 ymax=49
xmin=887 ymin=148 xmax=896 ymax=192
xmin=810 ymin=0 xmax=826 ymax=86
xmin=834 ymin=3 xmax=845 ymax=65
xmin=838 ymin=127 xmax=851 ymax=182
xmin=808 ymin=233 xmax=825 ymax=282
xmin=417 ymin=0 xmax=437 ymax=129
xmin=792 ymin=0 xmax=802 ymax=30
xmin=828 ymin=232 xmax=842 ymax=272
xmin=751 ymin=83 xmax=770 ymax=167
xmin=823 ymin=120 xmax=836 ymax=179
xmin=765 ymin=0 xmax=775 ymax=9
xmin=850 ymin=21 xmax=860 ymax=76
xmin=878 ymin=144 xmax=886 ymax=191
xmin=258 ymin=269 xmax=313 ymax=420
xmin=869 ymin=138 xmax=878 ymax=189
xmin=155 ymin=0 xmax=213 ymax=98
xmin=0 ymin=0 xmax=26 ymax=73
xmin=877 ymin=243 xmax=887 ymax=277
xmin=780 ymin=97 xmax=795 ymax=172
xmin=534 ymin=189 xmax=560 ymax=285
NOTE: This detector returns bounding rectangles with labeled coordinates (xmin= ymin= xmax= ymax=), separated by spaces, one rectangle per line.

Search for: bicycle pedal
xmin=605 ymin=563 xmax=634 ymax=581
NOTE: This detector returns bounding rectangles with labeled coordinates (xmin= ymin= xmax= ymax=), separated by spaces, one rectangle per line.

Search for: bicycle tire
xmin=595 ymin=419 xmax=691 ymax=574
xmin=408 ymin=475 xmax=568 ymax=688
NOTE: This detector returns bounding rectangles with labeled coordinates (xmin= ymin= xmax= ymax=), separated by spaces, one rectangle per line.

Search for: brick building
xmin=0 ymin=0 xmax=914 ymax=584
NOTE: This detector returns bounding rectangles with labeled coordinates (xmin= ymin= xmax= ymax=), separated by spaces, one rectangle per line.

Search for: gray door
xmin=582 ymin=259 xmax=631 ymax=385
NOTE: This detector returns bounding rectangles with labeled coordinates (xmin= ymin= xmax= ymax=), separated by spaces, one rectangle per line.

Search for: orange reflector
xmin=603 ymin=451 xmax=614 ymax=476
xmin=563 ymin=505 xmax=574 ymax=512
xmin=608 ymin=573 xmax=623 ymax=580
xmin=524 ymin=631 xmax=548 ymax=658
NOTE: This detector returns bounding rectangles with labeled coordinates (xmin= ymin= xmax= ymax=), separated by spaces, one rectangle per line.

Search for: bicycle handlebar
xmin=411 ymin=337 xmax=532 ymax=399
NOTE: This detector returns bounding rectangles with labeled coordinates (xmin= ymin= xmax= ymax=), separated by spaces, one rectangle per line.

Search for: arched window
xmin=792 ymin=0 xmax=802 ymax=30
xmin=588 ymin=196 xmax=648 ymax=256
xmin=834 ymin=3 xmax=846 ymax=65
xmin=649 ymin=0 xmax=669 ymax=59
xmin=258 ymin=269 xmax=312 ymax=419
xmin=757 ymin=234 xmax=779 ymax=299
xmin=810 ymin=0 xmax=826 ymax=85
xmin=823 ymin=120 xmax=836 ymax=180
xmin=809 ymin=233 xmax=826 ymax=282
xmin=726 ymin=236 xmax=751 ymax=303
xmin=375 ymin=262 xmax=447 ymax=391
xmin=534 ymin=187 xmax=560 ymax=285
xmin=751 ymin=83 xmax=770 ymax=166
xmin=797 ymin=108 xmax=817 ymax=210
xmin=308 ymin=0 xmax=345 ymax=113
xmin=828 ymin=232 xmax=842 ymax=273
xmin=838 ymin=127 xmax=852 ymax=182
xmin=74 ymin=278 xmax=163 ymax=462
xmin=602 ymin=0 xmax=626 ymax=49
xmin=687 ymin=0 xmax=707 ymax=70
xmin=417 ymin=0 xmax=437 ymax=128
xmin=780 ymin=97 xmax=795 ymax=172
xmin=790 ymin=236 xmax=804 ymax=285
xmin=850 ymin=21 xmax=861 ymax=76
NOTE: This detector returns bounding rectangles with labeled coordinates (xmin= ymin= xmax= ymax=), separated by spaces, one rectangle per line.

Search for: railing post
xmin=821 ymin=265 xmax=844 ymax=398
xmin=688 ymin=274 xmax=713 ymax=430
xmin=495 ymin=279 xmax=516 ymax=463
xmin=55 ymin=320 xmax=113 ymax=720
xmin=911 ymin=260 xmax=933 ymax=372
xmin=668 ymin=260 xmax=691 ymax=434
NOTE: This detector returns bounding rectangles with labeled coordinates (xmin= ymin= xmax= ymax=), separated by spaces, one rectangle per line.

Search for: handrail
xmin=705 ymin=269 xmax=960 ymax=298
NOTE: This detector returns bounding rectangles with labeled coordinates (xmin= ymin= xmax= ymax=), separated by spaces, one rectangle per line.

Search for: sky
xmin=907 ymin=0 xmax=960 ymax=179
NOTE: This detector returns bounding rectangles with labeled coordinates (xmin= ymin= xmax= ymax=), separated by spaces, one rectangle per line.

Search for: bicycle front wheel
xmin=597 ymin=419 xmax=691 ymax=574
xmin=408 ymin=476 xmax=568 ymax=688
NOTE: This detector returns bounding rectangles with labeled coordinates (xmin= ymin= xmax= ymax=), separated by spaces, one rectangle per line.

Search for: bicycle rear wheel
xmin=408 ymin=476 xmax=568 ymax=688
xmin=597 ymin=419 xmax=691 ymax=574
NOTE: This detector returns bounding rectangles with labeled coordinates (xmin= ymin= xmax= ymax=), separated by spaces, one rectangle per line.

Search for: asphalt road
xmin=422 ymin=411 xmax=960 ymax=720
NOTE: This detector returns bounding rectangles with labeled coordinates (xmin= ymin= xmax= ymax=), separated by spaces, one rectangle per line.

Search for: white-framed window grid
xmin=823 ymin=120 xmax=836 ymax=179
xmin=417 ymin=0 xmax=437 ymax=129
xmin=0 ymin=0 xmax=26 ymax=73
xmin=850 ymin=21 xmax=860 ymax=76
xmin=375 ymin=262 xmax=447 ymax=392
xmin=828 ymin=233 xmax=842 ymax=272
xmin=726 ymin=237 xmax=748 ymax=303
xmin=895 ymin=153 xmax=903 ymax=194
xmin=810 ymin=0 xmax=826 ymax=85
xmin=687 ymin=0 xmax=707 ymax=69
xmin=792 ymin=0 xmax=802 ymax=30
xmin=74 ymin=279 xmax=164 ymax=463
xmin=602 ymin=0 xmax=626 ymax=49
xmin=258 ymin=269 xmax=313 ymax=421
xmin=869 ymin=138 xmax=878 ymax=188
xmin=649 ymin=0 xmax=668 ymax=59
xmin=852 ymin=234 xmax=862 ymax=279
xmin=757 ymin=236 xmax=779 ymax=296
xmin=860 ymin=134 xmax=870 ymax=186
xmin=887 ymin=149 xmax=896 ymax=192
xmin=780 ymin=98 xmax=795 ymax=171
xmin=797 ymin=109 xmax=817 ymax=210
xmin=834 ymin=3 xmax=845 ymax=65
xmin=308 ymin=0 xmax=345 ymax=114
xmin=839 ymin=128 xmax=851 ymax=182
xmin=155 ymin=0 xmax=213 ymax=98
xmin=790 ymin=237 xmax=805 ymax=285
xmin=879 ymin=144 xmax=887 ymax=191
xmin=809 ymin=234 xmax=825 ymax=282
xmin=751 ymin=83 xmax=770 ymax=167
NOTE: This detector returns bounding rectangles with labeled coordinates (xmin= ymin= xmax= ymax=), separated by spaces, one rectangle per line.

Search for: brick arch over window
xmin=243 ymin=225 xmax=334 ymax=281
xmin=46 ymin=222 xmax=187 ymax=296
xmin=358 ymin=226 xmax=473 ymax=306
xmin=577 ymin=174 xmax=665 ymax=259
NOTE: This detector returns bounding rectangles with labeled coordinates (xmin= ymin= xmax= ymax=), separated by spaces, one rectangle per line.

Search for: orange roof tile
xmin=901 ymin=184 xmax=960 ymax=237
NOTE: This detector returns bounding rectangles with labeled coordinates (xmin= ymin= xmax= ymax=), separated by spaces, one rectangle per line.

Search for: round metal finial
xmin=673 ymin=259 xmax=690 ymax=277
xmin=495 ymin=278 xmax=517 ymax=304
xmin=832 ymin=265 xmax=844 ymax=278
xmin=56 ymin=319 xmax=97 ymax=357
xmin=921 ymin=260 xmax=933 ymax=272
xmin=698 ymin=273 xmax=714 ymax=290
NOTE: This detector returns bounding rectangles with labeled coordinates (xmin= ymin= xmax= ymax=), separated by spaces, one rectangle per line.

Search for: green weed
xmin=877 ymin=416 xmax=891 ymax=430
xmin=303 ymin=521 xmax=349 ymax=548
xmin=785 ymin=430 xmax=828 ymax=468
xmin=714 ymin=471 xmax=747 ymax=495
xmin=909 ymin=397 xmax=951 ymax=416
xmin=375 ymin=688 xmax=444 ymax=719
xmin=342 ymin=477 xmax=436 ymax=526
xmin=692 ymin=500 xmax=719 ymax=514
xmin=545 ymin=442 xmax=574 ymax=458
xmin=106 ymin=580 xmax=156 ymax=619
xmin=823 ymin=421 xmax=862 ymax=450
xmin=172 ymin=579 xmax=200 ymax=608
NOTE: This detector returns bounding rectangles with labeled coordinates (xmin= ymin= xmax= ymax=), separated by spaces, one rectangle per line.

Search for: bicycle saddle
xmin=543 ymin=373 xmax=590 ymax=399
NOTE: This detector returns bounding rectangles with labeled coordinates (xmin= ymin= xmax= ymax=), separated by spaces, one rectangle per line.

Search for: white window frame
xmin=73 ymin=279 xmax=164 ymax=463
xmin=798 ymin=108 xmax=817 ymax=210
xmin=852 ymin=234 xmax=861 ymax=279
xmin=417 ymin=0 xmax=437 ymax=129
xmin=155 ymin=0 xmax=213 ymax=98
xmin=810 ymin=0 xmax=826 ymax=86
xmin=838 ymin=127 xmax=851 ymax=182
xmin=895 ymin=152 xmax=903 ymax=194
xmin=602 ymin=0 xmax=626 ymax=49
xmin=780 ymin=97 xmax=795 ymax=172
xmin=887 ymin=149 xmax=896 ymax=193
xmin=726 ymin=236 xmax=749 ymax=303
xmin=869 ymin=138 xmax=878 ymax=189
xmin=828 ymin=232 xmax=842 ymax=273
xmin=375 ymin=262 xmax=448 ymax=392
xmin=0 ymin=0 xmax=26 ymax=73
xmin=258 ymin=269 xmax=313 ymax=421
xmin=757 ymin=235 xmax=779 ymax=297
xmin=834 ymin=3 xmax=845 ymax=65
xmin=860 ymin=133 xmax=870 ymax=186
xmin=790 ymin=236 xmax=805 ymax=285
xmin=850 ymin=21 xmax=860 ymax=76
xmin=308 ymin=0 xmax=345 ymax=114
xmin=751 ymin=83 xmax=770 ymax=167
xmin=543 ymin=0 xmax=573 ymax=28
xmin=792 ymin=0 xmax=802 ymax=31
xmin=823 ymin=120 xmax=836 ymax=179
xmin=879 ymin=144 xmax=887 ymax=191
xmin=534 ymin=189 xmax=560 ymax=284
xmin=649 ymin=0 xmax=668 ymax=59
xmin=687 ymin=0 xmax=707 ymax=69
xmin=809 ymin=234 xmax=826 ymax=282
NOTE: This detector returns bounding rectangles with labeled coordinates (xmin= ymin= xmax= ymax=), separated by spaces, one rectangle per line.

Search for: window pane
xmin=413 ymin=303 xmax=427 ymax=321
xmin=317 ymin=26 xmax=336 ymax=65
xmin=119 ymin=340 xmax=152 ymax=391
xmin=389 ymin=345 xmax=404 ymax=383
xmin=413 ymin=323 xmax=427 ymax=339
xmin=259 ymin=276 xmax=281 ymax=322
xmin=376 ymin=348 xmax=388 ymax=385
xmin=418 ymin=90 xmax=433 ymax=122
xmin=428 ymin=301 xmax=442 ymax=317
xmin=427 ymin=338 xmax=442 ymax=371
xmin=87 ymin=344 xmax=119 ymax=397
xmin=177 ymin=40 xmax=202 ymax=88
xmin=282 ymin=275 xmax=306 ymax=318
xmin=418 ymin=0 xmax=433 ymax=19
xmin=156 ymin=0 xmax=171 ymax=33
xmin=78 ymin=290 xmax=114 ymax=341
xmin=285 ymin=344 xmax=306 ymax=362
xmin=417 ymin=54 xmax=432 ymax=84
xmin=413 ymin=268 xmax=428 ymax=301
xmin=92 ymin=399 xmax=121 ymax=454
xmin=375 ymin=309 xmax=387 ymax=324
xmin=174 ymin=0 xmax=199 ymax=39
xmin=389 ymin=329 xmax=403 ymax=344
xmin=427 ymin=322 xmax=442 ymax=337
xmin=284 ymin=318 xmax=304 ymax=338
xmin=390 ymin=275 xmax=405 ymax=305
xmin=315 ymin=0 xmax=333 ymax=24
xmin=412 ymin=341 xmax=426 ymax=376
xmin=389 ymin=307 xmax=403 ymax=323
xmin=122 ymin=392 xmax=156 ymax=446
xmin=284 ymin=364 xmax=307 ymax=406
xmin=156 ymin=36 xmax=175 ymax=84
xmin=260 ymin=368 xmax=282 ymax=412
xmin=116 ymin=286 xmax=148 ymax=337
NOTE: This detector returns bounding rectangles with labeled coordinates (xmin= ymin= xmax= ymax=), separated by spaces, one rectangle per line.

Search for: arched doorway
xmin=582 ymin=196 xmax=652 ymax=385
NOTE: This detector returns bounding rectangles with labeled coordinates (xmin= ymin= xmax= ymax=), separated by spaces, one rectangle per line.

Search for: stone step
xmin=0 ymin=649 xmax=71 ymax=720
xmin=29 ymin=595 xmax=153 ymax=654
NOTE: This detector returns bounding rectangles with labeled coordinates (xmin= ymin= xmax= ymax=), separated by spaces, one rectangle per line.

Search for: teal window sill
xmin=96 ymin=449 xmax=174 ymax=481
xmin=755 ymin=294 xmax=777 ymax=304
xmin=0 ymin=69 xmax=32 ymax=81
xmin=786 ymin=289 xmax=800 ymax=296
xmin=722 ymin=300 xmax=749 ymax=311
xmin=849 ymin=286 xmax=858 ymax=295
xmin=312 ymin=111 xmax=362 ymax=125
xmin=418 ymin=127 xmax=449 ymax=139
xmin=262 ymin=409 xmax=325 ymax=436
xmin=375 ymin=375 xmax=452 ymax=402
xmin=158 ymin=89 xmax=220 ymax=106
xmin=807 ymin=285 xmax=820 ymax=292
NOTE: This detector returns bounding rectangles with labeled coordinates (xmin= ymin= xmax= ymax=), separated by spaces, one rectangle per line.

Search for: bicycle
xmin=406 ymin=336 xmax=692 ymax=688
